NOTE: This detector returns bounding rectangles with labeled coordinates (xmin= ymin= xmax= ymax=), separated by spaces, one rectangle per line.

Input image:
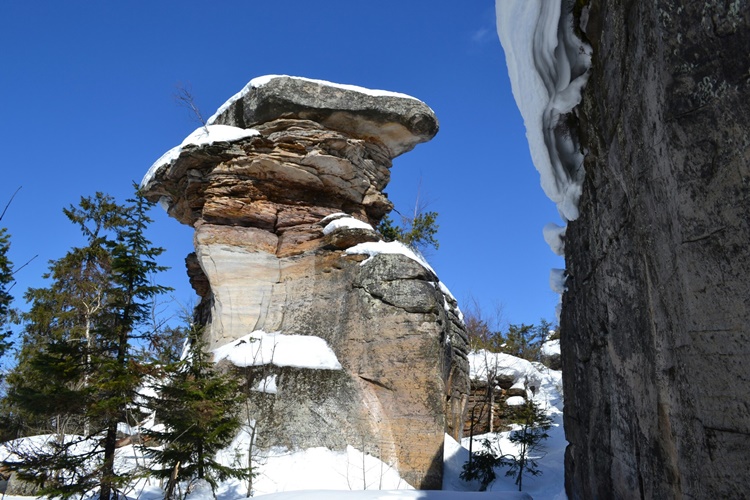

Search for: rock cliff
xmin=562 ymin=2 xmax=750 ymax=498
xmin=142 ymin=76 xmax=469 ymax=489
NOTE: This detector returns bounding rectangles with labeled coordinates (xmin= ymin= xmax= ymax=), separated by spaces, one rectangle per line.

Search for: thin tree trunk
xmin=166 ymin=461 xmax=181 ymax=500
xmin=198 ymin=441 xmax=204 ymax=479
xmin=246 ymin=422 xmax=256 ymax=497
xmin=100 ymin=420 xmax=118 ymax=500
xmin=468 ymin=406 xmax=475 ymax=469
xmin=83 ymin=312 xmax=91 ymax=437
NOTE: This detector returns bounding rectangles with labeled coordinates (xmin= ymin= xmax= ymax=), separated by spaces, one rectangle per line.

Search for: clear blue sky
xmin=1 ymin=1 xmax=563 ymax=331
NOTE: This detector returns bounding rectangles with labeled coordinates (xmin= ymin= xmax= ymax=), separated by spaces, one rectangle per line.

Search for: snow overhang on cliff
xmin=496 ymin=0 xmax=591 ymax=224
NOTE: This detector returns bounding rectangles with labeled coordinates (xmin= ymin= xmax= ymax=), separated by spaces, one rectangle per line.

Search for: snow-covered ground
xmin=1 ymin=349 xmax=565 ymax=500
xmin=458 ymin=351 xmax=566 ymax=499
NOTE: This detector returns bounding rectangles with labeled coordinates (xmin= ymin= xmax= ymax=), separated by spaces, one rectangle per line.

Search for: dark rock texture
xmin=563 ymin=1 xmax=750 ymax=498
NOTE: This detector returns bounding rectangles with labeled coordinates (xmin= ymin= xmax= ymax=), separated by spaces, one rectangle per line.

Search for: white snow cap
xmin=549 ymin=268 xmax=567 ymax=294
xmin=345 ymin=240 xmax=436 ymax=275
xmin=541 ymin=338 xmax=561 ymax=357
xmin=212 ymin=330 xmax=342 ymax=370
xmin=497 ymin=0 xmax=591 ymax=299
xmin=322 ymin=216 xmax=374 ymax=235
xmin=496 ymin=0 xmax=591 ymax=223
xmin=208 ymin=74 xmax=423 ymax=125
xmin=141 ymin=124 xmax=259 ymax=189
xmin=543 ymin=222 xmax=566 ymax=256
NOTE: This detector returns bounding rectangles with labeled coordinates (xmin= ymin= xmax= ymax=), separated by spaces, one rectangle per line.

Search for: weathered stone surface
xmin=210 ymin=76 xmax=439 ymax=158
xmin=226 ymin=252 xmax=468 ymax=489
xmin=142 ymin=77 xmax=467 ymax=489
xmin=563 ymin=2 xmax=750 ymax=498
xmin=5 ymin=472 xmax=39 ymax=496
xmin=322 ymin=227 xmax=380 ymax=250
xmin=146 ymin=119 xmax=396 ymax=226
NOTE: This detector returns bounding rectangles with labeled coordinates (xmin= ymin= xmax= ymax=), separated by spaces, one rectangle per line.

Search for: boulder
xmin=209 ymin=75 xmax=439 ymax=158
xmin=5 ymin=471 xmax=39 ymax=496
xmin=142 ymin=76 xmax=467 ymax=489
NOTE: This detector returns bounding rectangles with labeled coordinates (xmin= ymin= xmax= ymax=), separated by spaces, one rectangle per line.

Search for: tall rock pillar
xmin=563 ymin=2 xmax=750 ymax=498
xmin=142 ymin=76 xmax=469 ymax=489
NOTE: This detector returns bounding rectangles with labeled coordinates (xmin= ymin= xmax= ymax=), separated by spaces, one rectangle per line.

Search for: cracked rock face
xmin=142 ymin=76 xmax=468 ymax=489
xmin=563 ymin=2 xmax=750 ymax=498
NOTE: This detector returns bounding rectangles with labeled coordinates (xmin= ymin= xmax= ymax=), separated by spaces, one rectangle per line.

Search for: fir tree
xmin=502 ymin=320 xmax=553 ymax=362
xmin=0 ymin=226 xmax=13 ymax=383
xmin=377 ymin=211 xmax=439 ymax=252
xmin=459 ymin=442 xmax=502 ymax=491
xmin=7 ymin=193 xmax=123 ymax=437
xmin=94 ymin=187 xmax=171 ymax=500
xmin=2 ymin=188 xmax=171 ymax=500
xmin=461 ymin=399 xmax=552 ymax=492
xmin=144 ymin=325 xmax=250 ymax=498
xmin=502 ymin=399 xmax=552 ymax=491
xmin=0 ymin=188 xmax=19 ymax=386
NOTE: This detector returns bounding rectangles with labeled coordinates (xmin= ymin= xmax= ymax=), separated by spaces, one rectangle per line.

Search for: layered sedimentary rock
xmin=142 ymin=76 xmax=468 ymax=489
xmin=561 ymin=3 xmax=750 ymax=498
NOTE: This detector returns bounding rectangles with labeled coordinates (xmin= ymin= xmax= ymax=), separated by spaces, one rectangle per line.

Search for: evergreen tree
xmin=94 ymin=187 xmax=171 ymax=500
xmin=6 ymin=193 xmax=123 ymax=437
xmin=377 ymin=211 xmax=439 ymax=253
xmin=0 ymin=226 xmax=13 ymax=383
xmin=2 ymin=188 xmax=171 ymax=500
xmin=501 ymin=320 xmax=552 ymax=362
xmin=143 ymin=325 xmax=250 ymax=498
xmin=459 ymin=442 xmax=502 ymax=491
xmin=461 ymin=399 xmax=552 ymax=492
xmin=144 ymin=323 xmax=187 ymax=367
xmin=502 ymin=400 xmax=552 ymax=491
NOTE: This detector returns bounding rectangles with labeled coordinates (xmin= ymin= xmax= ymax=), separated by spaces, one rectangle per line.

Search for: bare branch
xmin=174 ymin=83 xmax=207 ymax=132
xmin=0 ymin=186 xmax=22 ymax=222
xmin=11 ymin=254 xmax=38 ymax=277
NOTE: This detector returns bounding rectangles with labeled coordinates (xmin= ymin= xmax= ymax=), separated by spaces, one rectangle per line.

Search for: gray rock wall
xmin=563 ymin=1 xmax=750 ymax=498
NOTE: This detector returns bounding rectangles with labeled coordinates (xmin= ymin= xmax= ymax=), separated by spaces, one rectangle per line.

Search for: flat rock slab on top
xmin=209 ymin=75 xmax=439 ymax=157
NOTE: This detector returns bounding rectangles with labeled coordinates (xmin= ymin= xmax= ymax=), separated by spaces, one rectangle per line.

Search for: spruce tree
xmin=503 ymin=400 xmax=552 ymax=491
xmin=0 ymin=226 xmax=13 ymax=382
xmin=377 ymin=211 xmax=439 ymax=252
xmin=2 ymin=188 xmax=171 ymax=500
xmin=7 ymin=194 xmax=122 ymax=437
xmin=143 ymin=325 xmax=250 ymax=498
xmin=94 ymin=187 xmax=171 ymax=500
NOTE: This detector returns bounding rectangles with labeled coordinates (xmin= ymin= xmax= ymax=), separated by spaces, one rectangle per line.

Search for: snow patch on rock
xmin=497 ymin=0 xmax=591 ymax=304
xmin=212 ymin=330 xmax=342 ymax=370
xmin=496 ymin=0 xmax=591 ymax=223
xmin=322 ymin=216 xmax=374 ymax=235
xmin=141 ymin=125 xmax=259 ymax=189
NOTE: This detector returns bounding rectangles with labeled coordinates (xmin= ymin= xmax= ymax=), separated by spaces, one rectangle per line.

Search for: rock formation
xmin=141 ymin=76 xmax=469 ymax=489
xmin=560 ymin=2 xmax=750 ymax=498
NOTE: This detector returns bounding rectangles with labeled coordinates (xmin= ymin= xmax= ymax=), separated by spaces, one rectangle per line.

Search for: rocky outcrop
xmin=562 ymin=2 xmax=750 ymax=498
xmin=4 ymin=471 xmax=39 ymax=496
xmin=142 ymin=76 xmax=469 ymax=489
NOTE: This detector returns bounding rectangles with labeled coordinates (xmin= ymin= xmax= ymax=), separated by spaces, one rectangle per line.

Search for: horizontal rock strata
xmin=142 ymin=76 xmax=469 ymax=489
